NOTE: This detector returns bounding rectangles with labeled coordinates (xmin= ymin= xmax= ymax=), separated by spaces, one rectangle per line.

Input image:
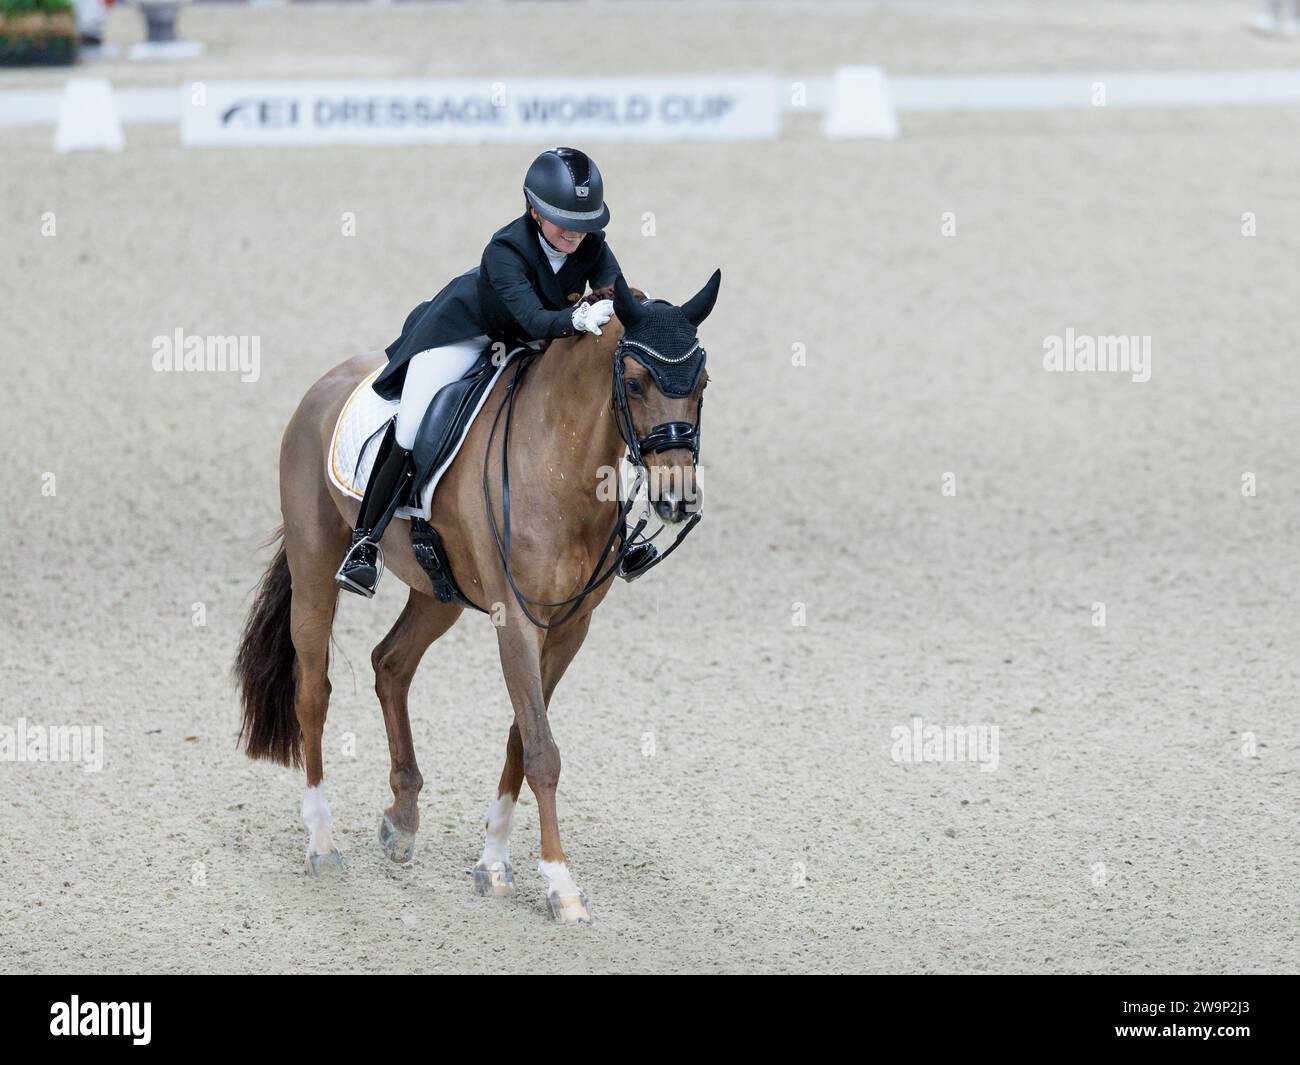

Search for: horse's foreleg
xmin=372 ymin=588 xmax=462 ymax=864
xmin=474 ymin=629 xmax=580 ymax=895
xmin=494 ymin=614 xmax=593 ymax=921
xmin=473 ymin=722 xmax=523 ymax=896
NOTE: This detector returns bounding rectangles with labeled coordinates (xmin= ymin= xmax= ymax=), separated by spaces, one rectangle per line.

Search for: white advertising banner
xmin=179 ymin=76 xmax=780 ymax=147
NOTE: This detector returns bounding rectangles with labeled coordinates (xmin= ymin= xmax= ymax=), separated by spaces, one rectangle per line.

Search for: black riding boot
xmin=336 ymin=421 xmax=414 ymax=598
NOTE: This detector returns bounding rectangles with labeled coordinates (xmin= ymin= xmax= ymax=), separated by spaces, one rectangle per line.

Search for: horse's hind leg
xmin=281 ymin=410 xmax=351 ymax=878
xmin=373 ymin=588 xmax=462 ymax=864
xmin=287 ymin=546 xmax=346 ymax=877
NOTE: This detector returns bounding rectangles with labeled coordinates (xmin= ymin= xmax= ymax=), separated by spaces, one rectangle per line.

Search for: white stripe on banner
xmin=179 ymin=77 xmax=781 ymax=146
xmin=888 ymin=69 xmax=1300 ymax=110
xmin=0 ymin=87 xmax=182 ymax=126
xmin=5 ymin=70 xmax=1300 ymax=138
xmin=0 ymin=91 xmax=60 ymax=126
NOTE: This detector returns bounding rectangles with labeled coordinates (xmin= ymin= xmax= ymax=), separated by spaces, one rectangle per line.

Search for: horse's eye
xmin=626 ymin=378 xmax=643 ymax=396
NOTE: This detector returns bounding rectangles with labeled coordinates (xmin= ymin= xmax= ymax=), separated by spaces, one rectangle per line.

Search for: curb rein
xmin=482 ymin=344 xmax=703 ymax=630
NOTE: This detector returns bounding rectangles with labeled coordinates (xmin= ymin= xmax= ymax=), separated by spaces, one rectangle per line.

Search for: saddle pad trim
xmin=328 ymin=366 xmax=384 ymax=501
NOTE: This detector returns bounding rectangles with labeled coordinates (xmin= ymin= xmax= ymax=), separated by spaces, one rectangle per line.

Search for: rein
xmin=482 ymin=342 xmax=701 ymax=629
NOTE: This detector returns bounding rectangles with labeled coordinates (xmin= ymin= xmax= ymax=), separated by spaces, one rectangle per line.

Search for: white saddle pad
xmin=327 ymin=355 xmax=518 ymax=521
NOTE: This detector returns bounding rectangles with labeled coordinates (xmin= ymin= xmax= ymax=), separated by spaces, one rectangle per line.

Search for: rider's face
xmin=531 ymin=210 xmax=585 ymax=254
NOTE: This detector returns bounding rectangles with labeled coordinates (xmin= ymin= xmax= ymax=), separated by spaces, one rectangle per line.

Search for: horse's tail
xmin=234 ymin=528 xmax=302 ymax=767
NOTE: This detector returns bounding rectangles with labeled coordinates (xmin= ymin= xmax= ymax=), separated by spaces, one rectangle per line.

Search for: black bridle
xmin=610 ymin=343 xmax=702 ymax=468
xmin=482 ymin=342 xmax=703 ymax=630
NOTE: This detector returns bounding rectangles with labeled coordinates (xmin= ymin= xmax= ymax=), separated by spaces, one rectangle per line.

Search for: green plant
xmin=0 ymin=0 xmax=76 ymax=15
xmin=0 ymin=0 xmax=77 ymax=67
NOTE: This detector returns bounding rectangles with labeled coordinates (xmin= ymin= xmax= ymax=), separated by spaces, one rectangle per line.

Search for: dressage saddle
xmin=406 ymin=345 xmax=510 ymax=507
xmin=375 ymin=343 xmax=510 ymax=611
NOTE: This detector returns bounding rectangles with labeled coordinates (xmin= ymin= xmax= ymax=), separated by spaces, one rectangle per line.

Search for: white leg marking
xmin=538 ymin=860 xmax=582 ymax=899
xmin=301 ymin=785 xmax=334 ymax=857
xmin=478 ymin=792 xmax=516 ymax=870
xmin=539 ymin=860 xmax=589 ymax=921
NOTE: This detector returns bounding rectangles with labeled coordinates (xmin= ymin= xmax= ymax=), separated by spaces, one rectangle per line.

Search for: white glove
xmin=572 ymin=299 xmax=614 ymax=336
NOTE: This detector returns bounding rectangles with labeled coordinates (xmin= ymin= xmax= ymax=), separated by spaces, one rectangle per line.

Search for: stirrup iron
xmin=335 ymin=536 xmax=385 ymax=598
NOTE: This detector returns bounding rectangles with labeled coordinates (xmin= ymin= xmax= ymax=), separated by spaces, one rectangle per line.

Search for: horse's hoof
xmin=473 ymin=862 xmax=516 ymax=897
xmin=547 ymin=891 xmax=591 ymax=924
xmin=306 ymin=849 xmax=344 ymax=879
xmin=378 ymin=813 xmax=416 ymax=864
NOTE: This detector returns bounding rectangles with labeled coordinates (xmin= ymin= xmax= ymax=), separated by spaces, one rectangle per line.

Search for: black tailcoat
xmin=373 ymin=213 xmax=619 ymax=400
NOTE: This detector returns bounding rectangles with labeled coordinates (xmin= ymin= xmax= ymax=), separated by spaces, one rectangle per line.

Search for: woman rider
xmin=336 ymin=147 xmax=631 ymax=598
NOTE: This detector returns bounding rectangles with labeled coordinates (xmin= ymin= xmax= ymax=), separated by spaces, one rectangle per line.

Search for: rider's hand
xmin=572 ymin=299 xmax=614 ymax=336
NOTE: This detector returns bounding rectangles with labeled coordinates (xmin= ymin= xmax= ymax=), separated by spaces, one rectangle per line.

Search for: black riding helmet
xmin=522 ymin=147 xmax=610 ymax=233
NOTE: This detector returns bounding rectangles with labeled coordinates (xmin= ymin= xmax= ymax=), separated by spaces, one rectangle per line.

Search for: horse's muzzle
xmin=654 ymin=482 xmax=700 ymax=524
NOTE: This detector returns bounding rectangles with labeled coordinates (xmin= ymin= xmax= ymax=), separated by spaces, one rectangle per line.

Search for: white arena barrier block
xmin=823 ymin=66 xmax=899 ymax=140
xmin=53 ymin=78 xmax=124 ymax=153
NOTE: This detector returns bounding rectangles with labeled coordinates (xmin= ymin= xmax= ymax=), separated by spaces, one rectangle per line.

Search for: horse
xmin=233 ymin=271 xmax=720 ymax=922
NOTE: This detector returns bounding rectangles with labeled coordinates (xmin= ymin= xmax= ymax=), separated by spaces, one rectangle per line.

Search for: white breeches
xmin=394 ymin=336 xmax=489 ymax=449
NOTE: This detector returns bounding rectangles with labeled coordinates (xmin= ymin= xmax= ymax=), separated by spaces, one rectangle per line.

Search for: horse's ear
xmin=681 ymin=268 xmax=722 ymax=327
xmin=612 ymin=273 xmax=644 ymax=327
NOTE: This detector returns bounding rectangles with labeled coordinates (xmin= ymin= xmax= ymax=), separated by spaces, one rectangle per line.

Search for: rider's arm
xmin=487 ymin=252 xmax=577 ymax=339
xmin=590 ymin=242 xmax=620 ymax=289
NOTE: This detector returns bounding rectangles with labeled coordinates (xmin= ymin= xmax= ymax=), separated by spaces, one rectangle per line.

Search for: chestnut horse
xmin=234 ymin=272 xmax=719 ymax=922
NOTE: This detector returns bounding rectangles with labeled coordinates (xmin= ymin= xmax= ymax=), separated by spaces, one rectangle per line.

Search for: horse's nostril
xmin=656 ymin=496 xmax=690 ymax=523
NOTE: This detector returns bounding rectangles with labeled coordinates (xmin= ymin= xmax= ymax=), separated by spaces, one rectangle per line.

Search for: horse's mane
xmin=537 ymin=285 xmax=644 ymax=357
xmin=579 ymin=283 xmax=645 ymax=306
xmin=549 ymin=285 xmax=641 ymax=354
